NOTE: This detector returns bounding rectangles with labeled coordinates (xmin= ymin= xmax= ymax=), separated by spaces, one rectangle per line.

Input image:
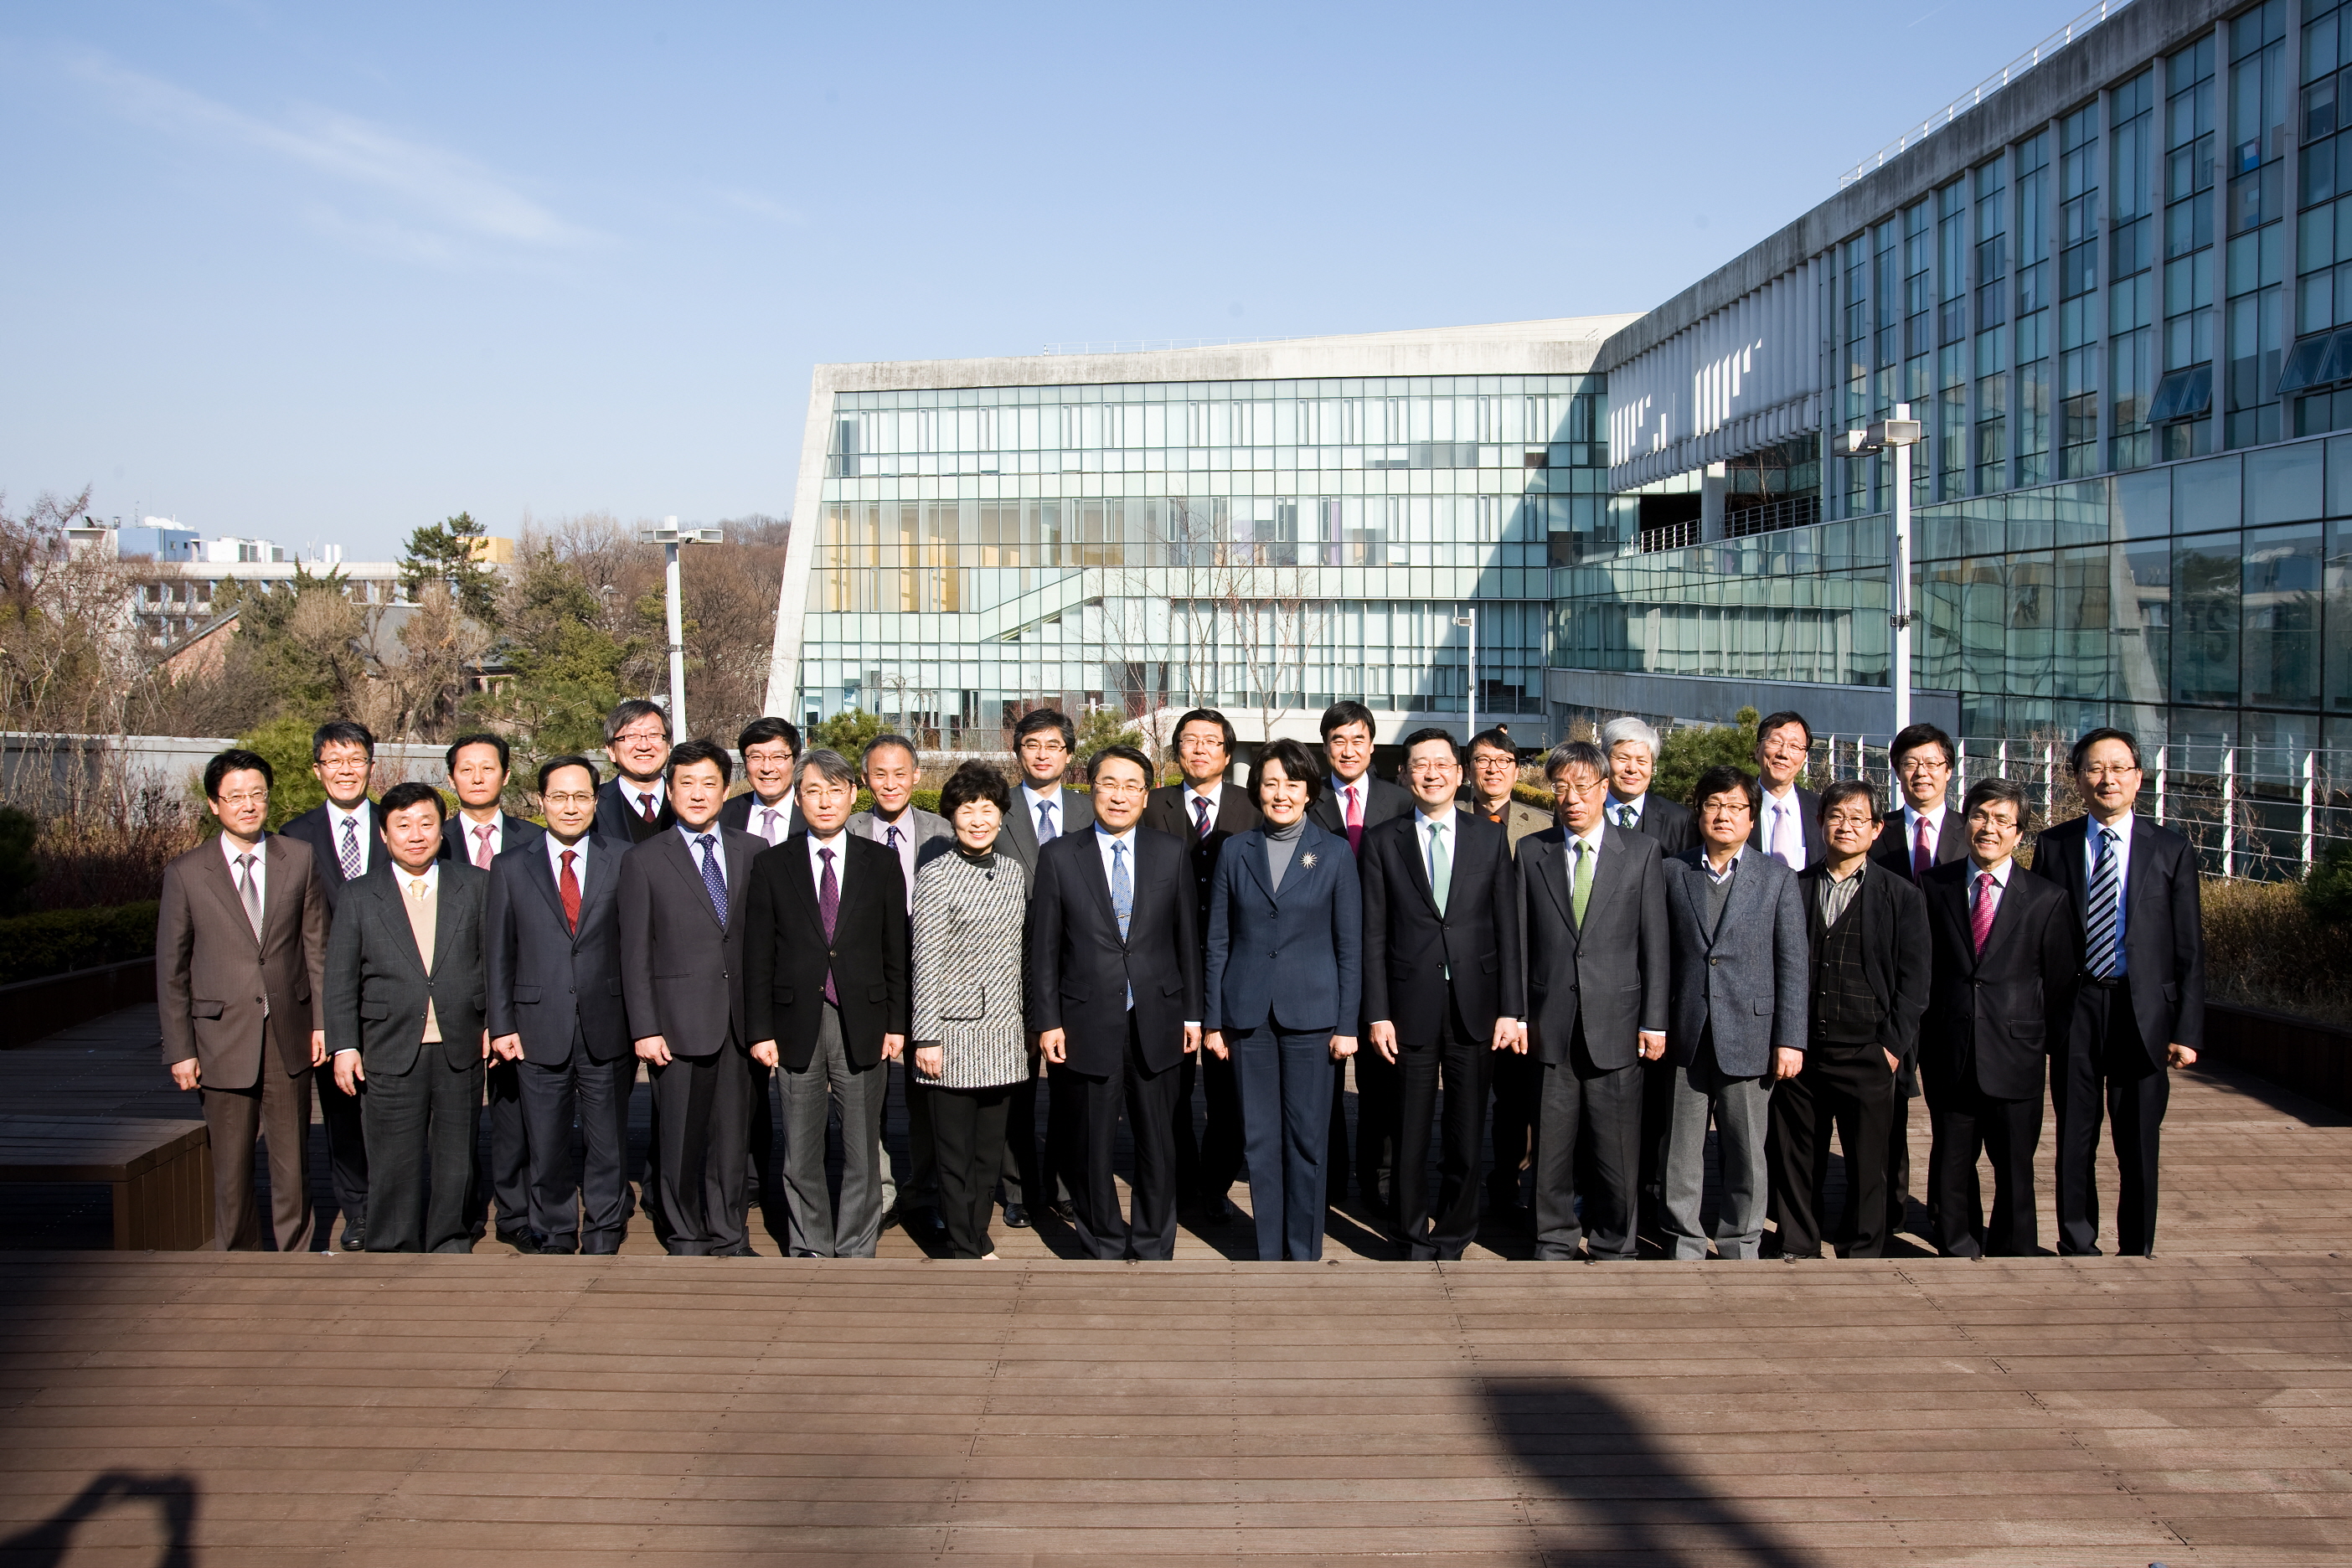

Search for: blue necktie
xmin=1037 ymin=799 xmax=1058 ymax=842
xmin=2086 ymin=825 xmax=2120 ymax=979
xmin=1111 ymin=838 xmax=1133 ymax=1009
xmin=695 ymin=833 xmax=727 ymax=925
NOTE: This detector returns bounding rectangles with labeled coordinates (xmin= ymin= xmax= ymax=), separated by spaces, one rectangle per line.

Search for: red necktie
xmin=559 ymin=849 xmax=580 ymax=933
xmin=1344 ymin=784 xmax=1364 ymax=854
xmin=1911 ymin=815 xmax=1933 ymax=882
xmin=1970 ymin=871 xmax=1997 ymax=955
xmin=639 ymin=791 xmax=658 ymax=824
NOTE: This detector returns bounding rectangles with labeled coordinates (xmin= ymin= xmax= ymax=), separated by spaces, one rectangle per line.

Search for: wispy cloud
xmin=713 ymin=188 xmax=806 ymax=227
xmin=67 ymin=51 xmax=599 ymax=260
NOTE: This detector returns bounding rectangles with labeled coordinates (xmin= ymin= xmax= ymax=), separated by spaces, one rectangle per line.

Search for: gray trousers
xmin=1532 ymin=1030 xmax=1643 ymax=1261
xmin=1660 ymin=1034 xmax=1774 ymax=1260
xmin=780 ymin=1003 xmax=886 ymax=1257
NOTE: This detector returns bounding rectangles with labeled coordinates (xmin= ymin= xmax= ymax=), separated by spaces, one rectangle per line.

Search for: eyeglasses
xmin=540 ymin=792 xmax=596 ymax=807
xmin=612 ymin=725 xmax=667 ymax=745
xmin=213 ymin=792 xmax=269 ymax=809
xmin=1896 ymin=757 xmax=1951 ymax=775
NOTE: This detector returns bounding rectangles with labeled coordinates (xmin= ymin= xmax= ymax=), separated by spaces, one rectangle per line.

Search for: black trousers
xmin=1767 ymin=1039 xmax=1900 ymax=1258
xmin=1352 ymin=1044 xmax=1403 ymax=1219
xmin=2052 ymin=982 xmax=2170 ymax=1256
xmin=1635 ymin=1056 xmax=1676 ymax=1240
xmin=1533 ymin=1029 xmax=1643 ymax=1261
xmin=1487 ymin=1048 xmax=1540 ymax=1210
xmin=904 ymin=1071 xmax=939 ymax=1210
xmin=1069 ymin=1017 xmax=1183 ymax=1261
xmin=362 ymin=1048 xmax=483 ymax=1254
xmin=513 ymin=1047 xmax=635 ymax=1251
xmin=1173 ymin=1050 xmax=1247 ymax=1203
xmin=1926 ymin=1067 xmax=2044 ymax=1257
xmin=314 ymin=1061 xmax=369 ymax=1239
xmin=1885 ymin=1092 xmax=1915 ymax=1240
xmin=466 ymin=1058 xmax=529 ymax=1241
xmin=1001 ymin=1060 xmax=1073 ymax=1211
xmin=931 ymin=1082 xmax=1014 ymax=1259
xmin=648 ymin=1039 xmax=752 ymax=1256
xmin=1396 ymin=1007 xmax=1492 ymax=1261
xmin=747 ymin=1058 xmax=776 ymax=1201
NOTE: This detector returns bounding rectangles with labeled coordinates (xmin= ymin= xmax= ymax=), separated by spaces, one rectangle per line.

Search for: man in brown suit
xmin=157 ymin=748 xmax=329 ymax=1251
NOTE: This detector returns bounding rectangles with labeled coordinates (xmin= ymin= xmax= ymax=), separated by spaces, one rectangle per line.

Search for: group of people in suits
xmin=157 ymin=692 xmax=2205 ymax=1264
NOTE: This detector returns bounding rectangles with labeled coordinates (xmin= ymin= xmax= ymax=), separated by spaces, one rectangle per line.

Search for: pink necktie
xmin=472 ymin=823 xmax=494 ymax=869
xmin=761 ymin=807 xmax=779 ymax=844
xmin=1912 ymin=816 xmax=1933 ymax=881
xmin=1344 ymin=785 xmax=1363 ymax=854
xmin=1772 ymin=802 xmax=1796 ymax=866
xmin=1971 ymin=871 xmax=1997 ymax=955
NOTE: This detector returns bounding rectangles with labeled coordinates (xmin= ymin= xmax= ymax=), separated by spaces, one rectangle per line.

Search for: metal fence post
xmin=2222 ymin=747 xmax=2236 ymax=879
xmin=1955 ymin=737 xmax=1967 ymax=798
xmin=2154 ymin=744 xmax=2167 ymax=828
xmin=2043 ymin=741 xmax=2055 ymax=821
xmin=2305 ymin=750 xmax=2318 ymax=876
xmin=1997 ymin=739 xmax=2008 ymax=781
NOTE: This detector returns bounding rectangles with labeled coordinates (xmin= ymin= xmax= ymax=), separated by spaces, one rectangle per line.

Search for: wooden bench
xmin=0 ymin=1117 xmax=213 ymax=1249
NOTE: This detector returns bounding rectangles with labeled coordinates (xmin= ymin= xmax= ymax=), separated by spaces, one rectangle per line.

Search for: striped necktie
xmin=2086 ymin=825 xmax=2122 ymax=979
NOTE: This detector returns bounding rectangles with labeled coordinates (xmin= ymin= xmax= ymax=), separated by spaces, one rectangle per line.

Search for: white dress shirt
xmin=1604 ymin=792 xmax=1643 ymax=832
xmin=677 ymin=822 xmax=729 ymax=890
xmin=1758 ymin=787 xmax=1808 ymax=869
xmin=806 ymin=826 xmax=850 ymax=895
xmin=747 ymin=794 xmax=792 ymax=846
xmin=458 ymin=810 xmax=506 ymax=869
xmin=1968 ymin=854 xmax=2014 ymax=927
xmin=1333 ymin=776 xmax=1368 ymax=824
xmin=2083 ymin=812 xmax=2133 ymax=971
xmin=1901 ymin=802 xmax=1949 ymax=867
xmin=544 ymin=830 xmax=590 ymax=885
xmin=219 ymin=831 xmax=266 ymax=915
xmin=619 ymin=780 xmax=666 ymax=821
xmin=1184 ymin=780 xmax=1225 ymax=833
xmin=1022 ymin=782 xmax=1067 ymax=842
xmin=327 ymin=802 xmax=371 ymax=876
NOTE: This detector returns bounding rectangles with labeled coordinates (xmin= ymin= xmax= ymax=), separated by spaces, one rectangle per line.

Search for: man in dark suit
xmin=437 ymin=730 xmax=544 ymax=1251
xmin=323 ymin=781 xmax=490 ymax=1254
xmin=1919 ymin=778 xmax=2077 ymax=1258
xmin=997 ymin=708 xmax=1091 ymax=1226
xmin=276 ymin=718 xmax=379 ymax=1250
xmin=593 ymin=698 xmax=676 ymax=844
xmin=851 ymin=733 xmax=954 ymax=1236
xmin=158 ymin=748 xmax=328 ymax=1252
xmin=1598 ymin=716 xmax=1695 ymax=854
xmin=1141 ymin=706 xmax=1258 ymax=1225
xmin=717 ymin=715 xmax=802 ymax=1220
xmin=1770 ymin=781 xmax=1932 ymax=1259
xmin=1309 ymin=699 xmax=1411 ymax=1210
xmin=719 ymin=716 xmax=804 ymax=848
xmin=1464 ymin=727 xmax=1551 ymax=847
xmin=1748 ymin=709 xmax=1823 ymax=871
xmin=746 ymin=746 xmax=910 ymax=1257
xmin=618 ymin=739 xmax=763 ymax=1256
xmin=1027 ymin=744 xmax=1203 ymax=1261
xmin=485 ymin=756 xmax=634 ymax=1255
xmin=1514 ymin=740 xmax=1669 ymax=1261
xmin=1867 ymin=720 xmax=1968 ymax=1244
xmin=2029 ymin=728 xmax=2205 ymax=1257
xmin=1361 ymin=729 xmax=1523 ymax=1260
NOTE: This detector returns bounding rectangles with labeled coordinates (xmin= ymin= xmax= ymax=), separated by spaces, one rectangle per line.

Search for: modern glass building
xmin=1559 ymin=0 xmax=2352 ymax=762
xmin=764 ymin=320 xmax=1633 ymax=749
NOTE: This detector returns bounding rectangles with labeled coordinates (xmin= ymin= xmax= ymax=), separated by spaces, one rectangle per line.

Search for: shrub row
xmin=0 ymin=902 xmax=162 ymax=987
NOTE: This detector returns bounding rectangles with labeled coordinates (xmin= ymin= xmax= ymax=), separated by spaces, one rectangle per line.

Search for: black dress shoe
xmin=501 ymin=1230 xmax=544 ymax=1255
xmin=1046 ymin=1201 xmax=1075 ymax=1223
xmin=1003 ymin=1203 xmax=1031 ymax=1228
xmin=339 ymin=1227 xmax=365 ymax=1251
xmin=909 ymin=1206 xmax=946 ymax=1236
xmin=540 ymin=1237 xmax=579 ymax=1256
xmin=1197 ymin=1194 xmax=1233 ymax=1225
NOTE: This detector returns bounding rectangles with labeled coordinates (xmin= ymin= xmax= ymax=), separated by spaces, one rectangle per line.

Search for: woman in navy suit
xmin=1204 ymin=738 xmax=1362 ymax=1261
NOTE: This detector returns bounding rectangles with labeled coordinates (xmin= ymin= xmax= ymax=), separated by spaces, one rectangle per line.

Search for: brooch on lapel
xmin=1298 ymin=852 xmax=1318 ymax=869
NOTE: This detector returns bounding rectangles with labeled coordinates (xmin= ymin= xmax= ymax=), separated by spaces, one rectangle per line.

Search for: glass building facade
xmin=1559 ymin=0 xmax=2352 ymax=761
xmin=786 ymin=367 xmax=1614 ymax=746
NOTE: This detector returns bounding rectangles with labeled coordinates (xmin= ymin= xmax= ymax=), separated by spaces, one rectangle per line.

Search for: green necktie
xmin=1571 ymin=838 xmax=1593 ymax=929
xmin=1426 ymin=820 xmax=1451 ymax=917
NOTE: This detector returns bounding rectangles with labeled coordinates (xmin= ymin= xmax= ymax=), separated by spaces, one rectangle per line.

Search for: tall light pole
xmin=1456 ymin=607 xmax=1478 ymax=740
xmin=1834 ymin=406 xmax=1923 ymax=735
xmin=640 ymin=518 xmax=725 ymax=743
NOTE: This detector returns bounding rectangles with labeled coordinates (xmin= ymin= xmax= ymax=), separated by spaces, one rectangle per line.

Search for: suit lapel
xmin=1579 ymin=827 xmax=1628 ymax=943
xmin=725 ymin=832 xmax=756 ymax=936
xmin=1527 ymin=834 xmax=1570 ymax=930
xmin=1079 ymin=828 xmax=1122 ymax=928
xmin=1400 ymin=817 xmax=1439 ymax=917
xmin=369 ymin=871 xmax=430 ymax=979
xmin=1239 ymin=831 xmax=1277 ymax=907
xmin=1975 ymin=869 xmax=2030 ymax=967
xmin=663 ymin=830 xmax=724 ymax=931
xmin=528 ymin=839 xmax=569 ymax=928
xmin=1670 ymin=853 xmax=1710 ymax=942
xmin=199 ymin=841 xmax=261 ymax=951
xmin=1709 ymin=850 xmax=1761 ymax=950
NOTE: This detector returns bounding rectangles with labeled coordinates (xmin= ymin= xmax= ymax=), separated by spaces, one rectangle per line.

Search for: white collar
xmin=1022 ymin=781 xmax=1062 ymax=804
xmin=393 ymin=859 xmax=440 ymax=890
xmin=1968 ymin=856 xmax=2014 ymax=887
xmin=459 ymin=810 xmax=503 ymax=838
xmin=219 ymin=832 xmax=265 ymax=869
xmin=328 ymin=800 xmax=369 ymax=825
xmin=1416 ymin=804 xmax=1457 ymax=831
xmin=1094 ymin=820 xmax=1136 ymax=844
xmin=1904 ymin=799 xmax=1947 ymax=825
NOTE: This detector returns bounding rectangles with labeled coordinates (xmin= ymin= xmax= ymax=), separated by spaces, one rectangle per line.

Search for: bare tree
xmin=0 ymin=488 xmax=150 ymax=737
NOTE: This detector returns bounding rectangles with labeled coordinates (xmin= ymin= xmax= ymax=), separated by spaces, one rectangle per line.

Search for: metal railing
xmin=1723 ymin=495 xmax=1822 ymax=539
xmin=1803 ymin=733 xmax=2349 ymax=882
xmin=1835 ymin=0 xmax=2135 ymax=188
xmin=1637 ymin=519 xmax=1701 ymax=553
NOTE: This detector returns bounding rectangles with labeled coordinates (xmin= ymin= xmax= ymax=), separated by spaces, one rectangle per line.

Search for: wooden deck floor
xmin=1 ymin=1008 xmax=2348 ymax=1564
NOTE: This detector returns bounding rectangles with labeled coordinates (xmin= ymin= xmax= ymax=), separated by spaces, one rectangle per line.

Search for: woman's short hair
xmin=1251 ymin=737 xmax=1326 ymax=807
xmin=939 ymin=759 xmax=1011 ymax=820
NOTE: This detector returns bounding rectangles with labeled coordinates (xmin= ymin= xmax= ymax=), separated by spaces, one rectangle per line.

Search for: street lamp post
xmin=1834 ymin=406 xmax=1923 ymax=735
xmin=639 ymin=518 xmax=725 ymax=743
xmin=1455 ymin=608 xmax=1478 ymax=740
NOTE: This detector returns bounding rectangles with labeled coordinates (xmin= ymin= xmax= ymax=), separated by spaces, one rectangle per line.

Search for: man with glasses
xmin=279 ymin=719 xmax=379 ymax=1251
xmin=720 ymin=717 xmax=804 ymax=847
xmin=1142 ymin=708 xmax=1259 ymax=1225
xmin=2028 ymin=729 xmax=2205 ymax=1257
xmin=1867 ymin=720 xmax=1968 ymax=1242
xmin=1748 ymin=711 xmax=1823 ymax=872
xmin=1514 ymin=740 xmax=1669 ymax=1262
xmin=1462 ymin=728 xmax=1550 ymax=848
xmin=594 ymin=699 xmax=675 ymax=844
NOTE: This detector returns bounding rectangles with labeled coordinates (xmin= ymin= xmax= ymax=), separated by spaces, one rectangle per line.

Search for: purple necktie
xmin=695 ymin=833 xmax=727 ymax=926
xmin=818 ymin=846 xmax=840 ymax=1006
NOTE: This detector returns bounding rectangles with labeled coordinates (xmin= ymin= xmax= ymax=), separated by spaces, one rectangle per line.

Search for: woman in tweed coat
xmin=909 ymin=760 xmax=1030 ymax=1259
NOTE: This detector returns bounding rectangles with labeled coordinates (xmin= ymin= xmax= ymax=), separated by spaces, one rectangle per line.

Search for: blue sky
xmin=3 ymin=0 xmax=2083 ymax=560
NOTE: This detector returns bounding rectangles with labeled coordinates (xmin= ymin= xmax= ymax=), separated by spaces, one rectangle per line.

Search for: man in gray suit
xmin=1658 ymin=765 xmax=1809 ymax=1261
xmin=850 ymin=731 xmax=954 ymax=1236
xmin=324 ymin=781 xmax=491 ymax=1255
xmin=619 ymin=739 xmax=764 ymax=1256
xmin=1514 ymin=740 xmax=1669 ymax=1262
xmin=996 ymin=708 xmax=1091 ymax=1225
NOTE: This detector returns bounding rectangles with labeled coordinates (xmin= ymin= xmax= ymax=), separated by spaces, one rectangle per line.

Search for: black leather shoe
xmin=540 ymin=1238 xmax=579 ymax=1256
xmin=339 ymin=1227 xmax=365 ymax=1251
xmin=1197 ymin=1194 xmax=1233 ymax=1225
xmin=501 ymin=1231 xmax=544 ymax=1255
xmin=1003 ymin=1203 xmax=1030 ymax=1228
xmin=1046 ymin=1201 xmax=1075 ymax=1223
xmin=910 ymin=1206 xmax=946 ymax=1236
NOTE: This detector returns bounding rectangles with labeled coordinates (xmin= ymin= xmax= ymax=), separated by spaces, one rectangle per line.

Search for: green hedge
xmin=0 ymin=902 xmax=162 ymax=987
